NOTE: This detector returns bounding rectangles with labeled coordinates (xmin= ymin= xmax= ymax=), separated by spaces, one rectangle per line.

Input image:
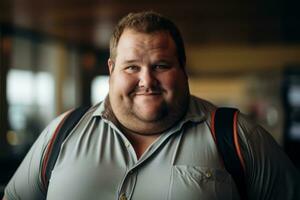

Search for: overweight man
xmin=3 ymin=11 xmax=300 ymax=200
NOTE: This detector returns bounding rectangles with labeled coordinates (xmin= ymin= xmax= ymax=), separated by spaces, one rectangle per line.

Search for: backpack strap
xmin=211 ymin=107 xmax=247 ymax=199
xmin=41 ymin=106 xmax=89 ymax=190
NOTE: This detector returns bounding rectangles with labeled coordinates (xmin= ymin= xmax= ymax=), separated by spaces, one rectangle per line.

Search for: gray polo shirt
xmin=4 ymin=96 xmax=300 ymax=200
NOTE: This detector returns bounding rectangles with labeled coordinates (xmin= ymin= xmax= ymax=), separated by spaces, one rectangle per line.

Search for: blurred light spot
xmin=2 ymin=37 xmax=12 ymax=54
xmin=290 ymin=123 xmax=300 ymax=140
xmin=94 ymin=22 xmax=113 ymax=48
xmin=6 ymin=130 xmax=20 ymax=146
xmin=7 ymin=69 xmax=54 ymax=130
xmin=288 ymin=86 xmax=300 ymax=106
xmin=91 ymin=76 xmax=109 ymax=105
xmin=266 ymin=107 xmax=279 ymax=126
xmin=82 ymin=53 xmax=96 ymax=71
xmin=7 ymin=70 xmax=34 ymax=105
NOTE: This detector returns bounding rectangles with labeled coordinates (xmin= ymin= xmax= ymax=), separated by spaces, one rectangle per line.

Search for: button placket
xmin=119 ymin=193 xmax=127 ymax=200
xmin=125 ymin=141 xmax=131 ymax=148
xmin=205 ymin=170 xmax=212 ymax=179
xmin=118 ymin=168 xmax=137 ymax=200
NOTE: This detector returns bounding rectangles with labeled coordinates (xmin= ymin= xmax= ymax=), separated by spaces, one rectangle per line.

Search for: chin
xmin=135 ymin=111 xmax=164 ymax=122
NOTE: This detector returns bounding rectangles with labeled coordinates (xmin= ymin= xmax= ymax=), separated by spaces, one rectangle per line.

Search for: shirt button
xmin=119 ymin=193 xmax=127 ymax=200
xmin=125 ymin=141 xmax=131 ymax=148
xmin=205 ymin=170 xmax=212 ymax=178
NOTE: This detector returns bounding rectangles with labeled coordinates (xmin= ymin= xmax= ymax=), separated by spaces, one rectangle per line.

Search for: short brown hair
xmin=109 ymin=11 xmax=186 ymax=67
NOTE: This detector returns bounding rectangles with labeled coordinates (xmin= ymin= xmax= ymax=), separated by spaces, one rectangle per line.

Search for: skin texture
xmin=108 ymin=29 xmax=190 ymax=157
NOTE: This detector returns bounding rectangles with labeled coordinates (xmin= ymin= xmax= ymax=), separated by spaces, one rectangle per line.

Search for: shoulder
xmin=190 ymin=95 xmax=216 ymax=111
xmin=40 ymin=104 xmax=99 ymax=143
xmin=39 ymin=111 xmax=71 ymax=142
xmin=236 ymin=113 xmax=300 ymax=199
xmin=236 ymin=112 xmax=274 ymax=147
xmin=189 ymin=95 xmax=217 ymax=120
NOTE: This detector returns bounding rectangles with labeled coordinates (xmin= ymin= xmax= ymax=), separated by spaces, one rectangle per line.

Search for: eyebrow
xmin=121 ymin=59 xmax=140 ymax=64
xmin=121 ymin=58 xmax=173 ymax=65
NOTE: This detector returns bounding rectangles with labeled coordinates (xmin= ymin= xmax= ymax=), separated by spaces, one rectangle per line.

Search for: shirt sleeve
xmin=4 ymin=114 xmax=67 ymax=200
xmin=238 ymin=114 xmax=300 ymax=200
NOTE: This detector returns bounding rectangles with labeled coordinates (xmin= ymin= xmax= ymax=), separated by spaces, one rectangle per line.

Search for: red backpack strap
xmin=41 ymin=106 xmax=89 ymax=190
xmin=211 ymin=107 xmax=247 ymax=199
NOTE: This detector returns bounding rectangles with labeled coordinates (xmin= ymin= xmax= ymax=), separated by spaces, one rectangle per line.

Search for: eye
xmin=124 ymin=65 xmax=140 ymax=73
xmin=153 ymin=64 xmax=171 ymax=71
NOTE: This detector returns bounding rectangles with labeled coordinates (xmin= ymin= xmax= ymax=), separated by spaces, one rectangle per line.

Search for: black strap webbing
xmin=43 ymin=106 xmax=89 ymax=188
xmin=213 ymin=107 xmax=247 ymax=199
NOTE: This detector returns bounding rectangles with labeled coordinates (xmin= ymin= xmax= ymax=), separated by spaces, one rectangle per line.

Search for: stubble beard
xmin=113 ymin=90 xmax=189 ymax=135
xmin=130 ymin=98 xmax=169 ymax=123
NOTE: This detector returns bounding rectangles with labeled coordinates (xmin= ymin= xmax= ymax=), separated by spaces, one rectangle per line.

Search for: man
xmin=3 ymin=11 xmax=300 ymax=200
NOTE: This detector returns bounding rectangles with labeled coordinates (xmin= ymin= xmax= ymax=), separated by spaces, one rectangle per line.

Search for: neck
xmin=103 ymin=97 xmax=160 ymax=159
xmin=123 ymin=128 xmax=160 ymax=159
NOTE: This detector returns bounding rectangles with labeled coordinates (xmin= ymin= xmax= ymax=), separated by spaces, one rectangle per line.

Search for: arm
xmin=238 ymin=114 xmax=300 ymax=200
xmin=4 ymin=129 xmax=50 ymax=200
xmin=4 ymin=114 xmax=67 ymax=200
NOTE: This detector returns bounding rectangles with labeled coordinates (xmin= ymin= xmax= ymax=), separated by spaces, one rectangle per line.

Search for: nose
xmin=138 ymin=68 xmax=158 ymax=88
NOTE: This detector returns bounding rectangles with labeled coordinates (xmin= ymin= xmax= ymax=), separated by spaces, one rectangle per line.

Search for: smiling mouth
xmin=131 ymin=87 xmax=164 ymax=97
xmin=135 ymin=92 xmax=162 ymax=96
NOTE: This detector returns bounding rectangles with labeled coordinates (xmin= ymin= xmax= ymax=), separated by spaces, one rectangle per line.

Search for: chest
xmin=47 ymin=121 xmax=239 ymax=200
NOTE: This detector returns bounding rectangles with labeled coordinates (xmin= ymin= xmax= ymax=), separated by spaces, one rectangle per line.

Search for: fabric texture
xmin=4 ymin=96 xmax=300 ymax=200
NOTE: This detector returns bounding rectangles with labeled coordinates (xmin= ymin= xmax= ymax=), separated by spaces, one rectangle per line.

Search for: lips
xmin=132 ymin=87 xmax=164 ymax=96
xmin=135 ymin=91 xmax=161 ymax=95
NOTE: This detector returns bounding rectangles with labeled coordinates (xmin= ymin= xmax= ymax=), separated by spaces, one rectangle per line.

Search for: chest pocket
xmin=168 ymin=165 xmax=233 ymax=200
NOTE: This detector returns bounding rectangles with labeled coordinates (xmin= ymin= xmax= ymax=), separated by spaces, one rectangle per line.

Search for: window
xmin=6 ymin=69 xmax=54 ymax=149
xmin=91 ymin=75 xmax=109 ymax=105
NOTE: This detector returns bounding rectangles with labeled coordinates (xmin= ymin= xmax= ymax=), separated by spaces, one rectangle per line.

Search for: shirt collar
xmin=182 ymin=95 xmax=206 ymax=123
xmin=92 ymin=100 xmax=105 ymax=117
xmin=92 ymin=96 xmax=116 ymax=120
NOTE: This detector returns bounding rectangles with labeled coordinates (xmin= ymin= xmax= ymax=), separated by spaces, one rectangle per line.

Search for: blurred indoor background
xmin=0 ymin=0 xmax=300 ymax=195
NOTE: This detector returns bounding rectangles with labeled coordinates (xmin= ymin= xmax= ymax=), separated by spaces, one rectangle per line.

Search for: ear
xmin=108 ymin=58 xmax=114 ymax=75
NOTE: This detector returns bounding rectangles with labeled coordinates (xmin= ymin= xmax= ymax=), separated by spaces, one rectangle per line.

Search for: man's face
xmin=108 ymin=29 xmax=189 ymax=135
